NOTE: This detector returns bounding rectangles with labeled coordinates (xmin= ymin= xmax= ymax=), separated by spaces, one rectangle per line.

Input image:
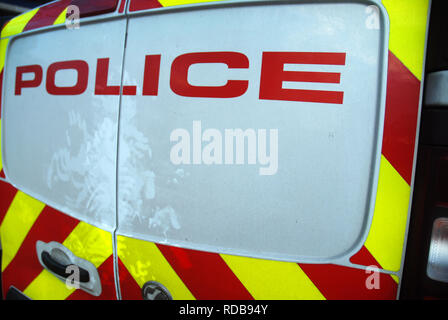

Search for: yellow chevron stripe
xmin=62 ymin=221 xmax=113 ymax=267
xmin=1 ymin=8 xmax=39 ymax=38
xmin=24 ymin=269 xmax=73 ymax=299
xmin=391 ymin=274 xmax=399 ymax=284
xmin=23 ymin=222 xmax=113 ymax=300
xmin=0 ymin=191 xmax=45 ymax=272
xmin=221 ymin=254 xmax=325 ymax=300
xmin=53 ymin=8 xmax=68 ymax=26
xmin=0 ymin=38 xmax=8 ymax=72
xmin=382 ymin=0 xmax=430 ymax=80
xmin=0 ymin=38 xmax=8 ymax=172
xmin=117 ymin=236 xmax=195 ymax=300
xmin=364 ymin=155 xmax=411 ymax=272
xmin=159 ymin=0 xmax=225 ymax=7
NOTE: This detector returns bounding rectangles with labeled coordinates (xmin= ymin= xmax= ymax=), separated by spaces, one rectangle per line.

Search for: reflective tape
xmin=221 ymin=254 xmax=325 ymax=300
xmin=1 ymin=8 xmax=39 ymax=38
xmin=0 ymin=191 xmax=45 ymax=272
xmin=382 ymin=0 xmax=430 ymax=81
xmin=299 ymin=263 xmax=398 ymax=300
xmin=23 ymin=221 xmax=113 ymax=300
xmin=117 ymin=235 xmax=399 ymax=300
xmin=0 ymin=121 xmax=3 ymax=172
xmin=54 ymin=8 xmax=68 ymax=26
xmin=0 ymin=38 xmax=9 ymax=72
xmin=350 ymin=0 xmax=429 ymax=272
xmin=0 ymin=38 xmax=9 ymax=172
xmin=23 ymin=0 xmax=71 ymax=32
xmin=1 ymin=206 xmax=79 ymax=293
xmin=117 ymin=236 xmax=195 ymax=300
xmin=156 ymin=244 xmax=253 ymax=300
xmin=365 ymin=155 xmax=411 ymax=272
xmin=159 ymin=0 xmax=225 ymax=7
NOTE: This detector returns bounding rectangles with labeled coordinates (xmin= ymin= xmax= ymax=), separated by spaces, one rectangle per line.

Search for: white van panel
xmin=2 ymin=19 xmax=126 ymax=231
xmin=116 ymin=2 xmax=388 ymax=262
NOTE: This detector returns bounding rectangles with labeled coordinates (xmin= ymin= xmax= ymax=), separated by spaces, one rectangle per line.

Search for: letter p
xmin=15 ymin=64 xmax=43 ymax=95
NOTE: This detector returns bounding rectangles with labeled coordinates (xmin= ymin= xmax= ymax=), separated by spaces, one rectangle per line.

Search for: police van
xmin=0 ymin=0 xmax=445 ymax=300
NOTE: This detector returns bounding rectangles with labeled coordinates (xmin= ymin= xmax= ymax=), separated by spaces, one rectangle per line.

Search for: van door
xmin=0 ymin=0 xmax=125 ymax=299
xmin=116 ymin=0 xmax=428 ymax=300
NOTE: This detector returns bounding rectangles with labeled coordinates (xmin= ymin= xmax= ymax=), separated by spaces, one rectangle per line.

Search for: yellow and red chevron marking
xmin=117 ymin=236 xmax=398 ymax=300
xmin=0 ymin=180 xmax=117 ymax=300
xmin=0 ymin=0 xmax=125 ymax=39
xmin=128 ymin=0 xmax=223 ymax=11
xmin=0 ymin=0 xmax=124 ymax=40
xmin=350 ymin=0 xmax=430 ymax=273
xmin=1 ymin=2 xmax=67 ymax=39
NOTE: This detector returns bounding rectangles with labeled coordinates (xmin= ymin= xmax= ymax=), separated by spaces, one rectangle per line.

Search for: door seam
xmin=113 ymin=0 xmax=131 ymax=300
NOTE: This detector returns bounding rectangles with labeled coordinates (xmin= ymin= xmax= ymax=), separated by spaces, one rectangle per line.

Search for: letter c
xmin=170 ymin=52 xmax=249 ymax=98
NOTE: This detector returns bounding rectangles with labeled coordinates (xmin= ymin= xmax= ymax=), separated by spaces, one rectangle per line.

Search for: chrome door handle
xmin=40 ymin=250 xmax=90 ymax=283
xmin=36 ymin=241 xmax=102 ymax=296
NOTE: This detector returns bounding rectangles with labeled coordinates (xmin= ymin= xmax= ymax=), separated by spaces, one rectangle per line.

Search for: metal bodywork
xmin=0 ymin=0 xmax=431 ymax=300
xmin=116 ymin=1 xmax=388 ymax=264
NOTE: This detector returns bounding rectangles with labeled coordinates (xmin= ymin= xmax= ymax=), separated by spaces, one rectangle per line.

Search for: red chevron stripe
xmin=299 ymin=263 xmax=398 ymax=300
xmin=118 ymin=0 xmax=127 ymax=13
xmin=382 ymin=51 xmax=421 ymax=185
xmin=22 ymin=0 xmax=119 ymax=33
xmin=0 ymin=181 xmax=17 ymax=226
xmin=67 ymin=255 xmax=117 ymax=300
xmin=350 ymin=245 xmax=383 ymax=268
xmin=157 ymin=244 xmax=253 ymax=300
xmin=129 ymin=0 xmax=162 ymax=12
xmin=70 ymin=0 xmax=119 ymax=18
xmin=1 ymin=206 xmax=79 ymax=296
xmin=117 ymin=257 xmax=143 ymax=300
xmin=23 ymin=0 xmax=71 ymax=32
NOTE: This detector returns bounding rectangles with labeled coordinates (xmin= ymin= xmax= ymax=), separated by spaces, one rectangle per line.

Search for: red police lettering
xmin=95 ymin=58 xmax=136 ymax=95
xmin=170 ymin=52 xmax=249 ymax=98
xmin=14 ymin=51 xmax=346 ymax=103
xmin=142 ymin=54 xmax=161 ymax=96
xmin=259 ymin=52 xmax=346 ymax=104
xmin=46 ymin=60 xmax=89 ymax=95
xmin=15 ymin=64 xmax=43 ymax=95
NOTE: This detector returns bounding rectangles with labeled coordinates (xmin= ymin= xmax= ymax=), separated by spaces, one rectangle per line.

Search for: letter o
xmin=46 ymin=60 xmax=89 ymax=95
